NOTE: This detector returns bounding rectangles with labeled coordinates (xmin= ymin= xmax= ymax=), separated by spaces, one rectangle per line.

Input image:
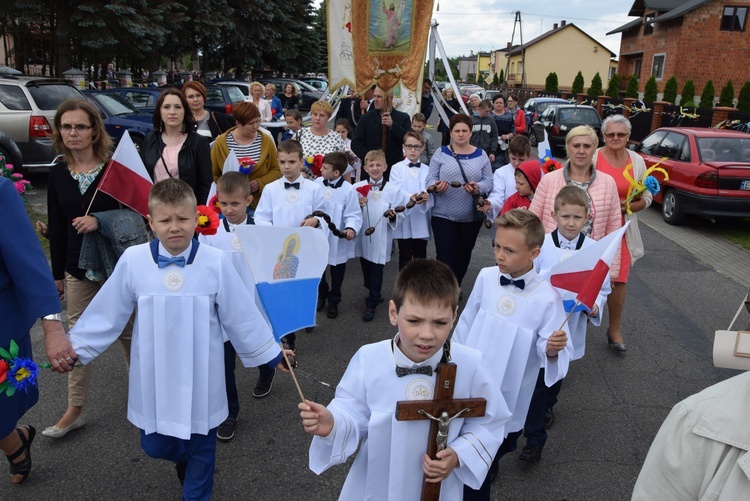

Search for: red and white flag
xmin=98 ymin=131 xmax=153 ymax=217
xmin=548 ymin=222 xmax=629 ymax=310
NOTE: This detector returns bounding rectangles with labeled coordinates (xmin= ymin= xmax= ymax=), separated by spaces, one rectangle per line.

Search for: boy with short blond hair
xmin=453 ymin=209 xmax=571 ymax=500
xmin=299 ymin=259 xmax=511 ymax=500
xmin=353 ymin=149 xmax=407 ymax=321
xmin=68 ymin=178 xmax=286 ymax=499
xmin=411 ymin=112 xmax=436 ymax=165
xmin=486 ymin=135 xmax=532 ymax=219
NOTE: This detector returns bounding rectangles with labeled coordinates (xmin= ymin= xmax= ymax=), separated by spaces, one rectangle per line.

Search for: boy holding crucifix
xmin=299 ymin=259 xmax=511 ymax=499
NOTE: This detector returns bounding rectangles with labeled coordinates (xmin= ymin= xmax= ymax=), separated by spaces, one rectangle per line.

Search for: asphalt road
xmin=8 ymin=162 xmax=750 ymax=500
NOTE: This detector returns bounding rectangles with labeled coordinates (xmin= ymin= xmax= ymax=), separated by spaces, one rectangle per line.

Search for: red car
xmin=633 ymin=127 xmax=750 ymax=224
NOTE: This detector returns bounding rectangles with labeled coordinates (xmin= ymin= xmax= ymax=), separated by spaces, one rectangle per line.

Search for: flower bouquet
xmin=304 ymin=154 xmax=324 ymax=178
xmin=0 ymin=152 xmax=32 ymax=196
xmin=623 ymin=157 xmax=669 ymax=215
xmin=195 ymin=205 xmax=220 ymax=235
xmin=238 ymin=157 xmax=255 ymax=176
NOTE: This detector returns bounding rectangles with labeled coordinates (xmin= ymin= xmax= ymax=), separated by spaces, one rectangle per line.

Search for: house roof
xmin=606 ymin=18 xmax=643 ymax=35
xmin=610 ymin=0 xmax=712 ymax=34
xmin=627 ymin=0 xmax=683 ymax=17
xmin=648 ymin=0 xmax=712 ymax=23
xmin=507 ymin=23 xmax=615 ymax=57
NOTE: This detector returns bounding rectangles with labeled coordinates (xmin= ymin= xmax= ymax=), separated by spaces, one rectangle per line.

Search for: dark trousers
xmin=360 ymin=258 xmax=384 ymax=309
xmin=318 ymin=263 xmax=347 ymax=305
xmin=396 ymin=238 xmax=428 ymax=270
xmin=140 ymin=428 xmax=218 ymax=501
xmin=431 ymin=217 xmax=483 ymax=286
xmin=463 ymin=430 xmax=523 ymax=501
xmin=523 ymin=368 xmax=563 ymax=449
xmin=223 ymin=341 xmax=239 ymax=420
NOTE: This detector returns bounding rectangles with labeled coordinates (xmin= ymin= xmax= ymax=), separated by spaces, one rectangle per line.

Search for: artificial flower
xmin=238 ymin=157 xmax=255 ymax=176
xmin=8 ymin=358 xmax=38 ymax=393
xmin=304 ymin=154 xmax=324 ymax=177
xmin=208 ymin=194 xmax=222 ymax=214
xmin=542 ymin=158 xmax=562 ymax=173
xmin=355 ymin=184 xmax=373 ymax=198
xmin=0 ymin=154 xmax=32 ymax=195
xmin=623 ymin=158 xmax=669 ymax=215
xmin=644 ymin=175 xmax=660 ymax=196
xmin=195 ymin=205 xmax=219 ymax=235
xmin=0 ymin=359 xmax=8 ymax=384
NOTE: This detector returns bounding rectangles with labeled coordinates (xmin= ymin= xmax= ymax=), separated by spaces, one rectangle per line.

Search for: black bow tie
xmin=408 ymin=162 xmax=421 ymax=168
xmin=500 ymin=276 xmax=525 ymax=290
xmin=324 ymin=179 xmax=342 ymax=188
xmin=284 ymin=182 xmax=300 ymax=190
xmin=395 ymin=365 xmax=433 ymax=377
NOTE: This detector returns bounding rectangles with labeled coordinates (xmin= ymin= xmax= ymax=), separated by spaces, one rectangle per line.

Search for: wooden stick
xmin=558 ymin=300 xmax=579 ymax=331
xmin=84 ymin=187 xmax=100 ymax=216
xmin=280 ymin=341 xmax=306 ymax=404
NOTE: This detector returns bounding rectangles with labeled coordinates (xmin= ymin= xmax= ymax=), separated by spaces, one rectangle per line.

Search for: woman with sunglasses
xmin=591 ymin=115 xmax=652 ymax=352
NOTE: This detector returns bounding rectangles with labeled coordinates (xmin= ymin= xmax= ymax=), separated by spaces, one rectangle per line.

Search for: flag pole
xmin=280 ymin=342 xmax=307 ymax=404
xmin=558 ymin=300 xmax=579 ymax=331
xmin=83 ymin=158 xmax=115 ymax=216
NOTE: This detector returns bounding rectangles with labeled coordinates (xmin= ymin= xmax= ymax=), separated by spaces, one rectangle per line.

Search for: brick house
xmin=608 ymin=0 xmax=750 ymax=99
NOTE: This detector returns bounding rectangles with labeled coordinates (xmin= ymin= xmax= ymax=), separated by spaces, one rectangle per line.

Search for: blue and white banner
xmin=538 ymin=128 xmax=553 ymax=163
xmin=235 ymin=226 xmax=329 ymax=340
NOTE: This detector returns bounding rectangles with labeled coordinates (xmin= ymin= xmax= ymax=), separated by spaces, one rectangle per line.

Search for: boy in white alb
xmin=453 ymin=209 xmax=571 ymax=501
xmin=390 ymin=131 xmax=433 ymax=270
xmin=299 ymin=259 xmax=511 ymax=500
xmin=254 ymin=139 xmax=326 ymax=346
xmin=484 ymin=135 xmax=531 ymax=221
xmin=315 ymin=152 xmax=362 ymax=319
xmin=520 ymin=186 xmax=611 ymax=463
xmin=67 ymin=179 xmax=287 ymax=500
xmin=353 ymin=149 xmax=407 ymax=321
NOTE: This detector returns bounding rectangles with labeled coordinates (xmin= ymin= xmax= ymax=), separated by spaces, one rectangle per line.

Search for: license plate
xmin=742 ymin=180 xmax=750 ymax=190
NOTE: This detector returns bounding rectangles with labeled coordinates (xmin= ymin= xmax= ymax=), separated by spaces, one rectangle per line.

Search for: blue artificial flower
xmin=8 ymin=358 xmax=39 ymax=392
xmin=644 ymin=175 xmax=660 ymax=196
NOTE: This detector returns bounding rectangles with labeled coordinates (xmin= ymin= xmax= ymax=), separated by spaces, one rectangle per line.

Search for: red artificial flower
xmin=0 ymin=359 xmax=8 ymax=384
xmin=195 ymin=205 xmax=220 ymax=235
xmin=356 ymin=184 xmax=373 ymax=198
xmin=542 ymin=158 xmax=562 ymax=173
xmin=310 ymin=154 xmax=324 ymax=177
xmin=208 ymin=194 xmax=222 ymax=214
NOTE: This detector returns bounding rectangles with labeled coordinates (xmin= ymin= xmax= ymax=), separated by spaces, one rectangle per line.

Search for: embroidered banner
xmin=327 ymin=0 xmax=356 ymax=92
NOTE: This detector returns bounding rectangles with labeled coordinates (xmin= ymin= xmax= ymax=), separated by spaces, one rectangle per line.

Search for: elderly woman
xmin=427 ymin=113 xmax=493 ymax=293
xmin=211 ymin=101 xmax=281 ymax=206
xmin=529 ymin=125 xmax=624 ymax=349
xmin=468 ymin=93 xmax=481 ymax=115
xmin=490 ymin=94 xmax=516 ymax=168
xmin=438 ymin=87 xmax=461 ymax=146
xmin=249 ymin=81 xmax=272 ymax=123
xmin=592 ymin=115 xmax=652 ymax=351
xmin=279 ymin=83 xmax=299 ymax=112
xmin=182 ymin=81 xmax=233 ymax=140
xmin=297 ymin=100 xmax=347 ymax=180
xmin=141 ymin=88 xmax=213 ymax=205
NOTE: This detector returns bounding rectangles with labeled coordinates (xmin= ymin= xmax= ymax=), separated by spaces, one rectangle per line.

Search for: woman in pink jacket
xmin=529 ymin=125 xmax=624 ymax=349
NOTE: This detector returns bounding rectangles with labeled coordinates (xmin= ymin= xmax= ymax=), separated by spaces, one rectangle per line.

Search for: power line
xmin=434 ymin=11 xmax=625 ymax=25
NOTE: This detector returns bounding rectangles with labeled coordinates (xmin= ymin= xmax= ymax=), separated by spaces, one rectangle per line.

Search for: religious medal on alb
xmin=287 ymin=191 xmax=299 ymax=203
xmin=162 ymin=270 xmax=185 ymax=292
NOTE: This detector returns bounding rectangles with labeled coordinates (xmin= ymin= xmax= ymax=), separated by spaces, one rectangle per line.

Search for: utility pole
xmin=504 ymin=11 xmax=526 ymax=88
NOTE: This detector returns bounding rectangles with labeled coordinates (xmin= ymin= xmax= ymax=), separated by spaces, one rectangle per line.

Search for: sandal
xmin=5 ymin=425 xmax=36 ymax=484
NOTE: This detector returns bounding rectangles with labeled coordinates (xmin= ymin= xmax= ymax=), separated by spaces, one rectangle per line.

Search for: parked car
xmin=93 ymin=87 xmax=162 ymax=114
xmin=0 ymin=75 xmax=85 ymax=171
xmin=535 ymin=104 xmax=602 ymax=155
xmin=256 ymin=78 xmax=323 ymax=111
xmin=631 ymin=127 xmax=750 ymax=224
xmin=299 ymin=77 xmax=328 ymax=92
xmin=523 ymin=97 xmax=569 ymax=142
xmin=83 ymin=91 xmax=153 ymax=152
xmin=99 ymin=84 xmax=245 ymax=115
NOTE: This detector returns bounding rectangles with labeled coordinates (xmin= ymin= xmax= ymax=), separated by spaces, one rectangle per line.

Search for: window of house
xmin=651 ymin=54 xmax=665 ymax=80
xmin=634 ymin=58 xmax=643 ymax=80
xmin=644 ymin=14 xmax=655 ymax=35
xmin=721 ymin=6 xmax=748 ymax=31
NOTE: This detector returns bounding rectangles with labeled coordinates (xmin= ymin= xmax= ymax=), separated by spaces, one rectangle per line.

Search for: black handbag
xmin=450 ymin=147 xmax=486 ymax=222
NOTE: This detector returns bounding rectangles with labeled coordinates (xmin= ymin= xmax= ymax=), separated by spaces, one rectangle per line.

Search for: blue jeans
xmin=140 ymin=428 xmax=218 ymax=501
xmin=523 ymin=368 xmax=563 ymax=448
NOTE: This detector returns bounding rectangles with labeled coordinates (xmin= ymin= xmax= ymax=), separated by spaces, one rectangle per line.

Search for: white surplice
xmin=389 ymin=159 xmax=433 ymax=240
xmin=309 ymin=338 xmax=511 ymax=500
xmin=353 ymin=180 xmax=406 ymax=265
xmin=254 ymin=176 xmax=326 ymax=229
xmin=536 ymin=231 xmax=611 ymax=360
xmin=68 ymin=241 xmax=281 ymax=440
xmin=315 ymin=177 xmax=363 ymax=265
xmin=453 ymin=266 xmax=572 ymax=433
xmin=486 ymin=163 xmax=517 ymax=221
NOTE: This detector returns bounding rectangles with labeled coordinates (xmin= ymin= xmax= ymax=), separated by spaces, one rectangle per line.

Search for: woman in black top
xmin=279 ymin=83 xmax=299 ymax=111
xmin=182 ymin=81 xmax=233 ymax=140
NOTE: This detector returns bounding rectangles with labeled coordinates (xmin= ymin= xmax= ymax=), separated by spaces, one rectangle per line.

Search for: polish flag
xmin=548 ymin=222 xmax=629 ymax=310
xmin=98 ymin=131 xmax=153 ymax=217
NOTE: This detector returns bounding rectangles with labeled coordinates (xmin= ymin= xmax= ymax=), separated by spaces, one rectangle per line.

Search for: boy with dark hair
xmin=410 ymin=112 xmax=436 ymax=165
xmin=281 ymin=109 xmax=303 ymax=142
xmin=299 ymin=259 xmax=510 ymax=500
xmin=485 ymin=135 xmax=531 ymax=219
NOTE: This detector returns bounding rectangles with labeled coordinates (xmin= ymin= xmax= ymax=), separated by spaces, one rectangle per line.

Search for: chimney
xmin=506 ymin=42 xmax=511 ymax=50
xmin=553 ymin=23 xmax=558 ymax=30
xmin=561 ymin=20 xmax=566 ymax=26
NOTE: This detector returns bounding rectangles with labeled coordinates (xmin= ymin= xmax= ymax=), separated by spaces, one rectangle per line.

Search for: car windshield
xmin=27 ymin=83 xmax=82 ymax=110
xmin=559 ymin=108 xmax=599 ymax=125
xmin=538 ymin=101 xmax=563 ymax=114
xmin=91 ymin=93 xmax=139 ymax=115
xmin=224 ymin=86 xmax=245 ymax=103
xmin=294 ymin=80 xmax=317 ymax=92
xmin=697 ymin=137 xmax=750 ymax=162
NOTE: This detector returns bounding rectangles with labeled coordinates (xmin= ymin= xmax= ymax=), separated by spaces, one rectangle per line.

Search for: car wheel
xmin=131 ymin=135 xmax=144 ymax=154
xmin=661 ymin=189 xmax=684 ymax=225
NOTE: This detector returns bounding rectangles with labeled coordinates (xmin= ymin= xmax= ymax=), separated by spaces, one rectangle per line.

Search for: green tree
xmin=719 ymin=79 xmax=735 ymax=107
xmin=493 ymin=73 xmax=499 ymax=86
xmin=643 ymin=76 xmax=658 ymax=102
xmin=699 ymin=80 xmax=715 ymax=108
xmin=498 ymin=69 xmax=504 ymax=84
xmin=626 ymin=75 xmax=639 ymax=98
xmin=587 ymin=72 xmax=603 ymax=97
xmin=680 ymin=79 xmax=695 ymax=107
xmin=571 ymin=71 xmax=584 ymax=95
xmin=662 ymin=76 xmax=678 ymax=104
xmin=737 ymin=81 xmax=750 ymax=112
xmin=545 ymin=72 xmax=558 ymax=94
xmin=605 ymin=74 xmax=620 ymax=99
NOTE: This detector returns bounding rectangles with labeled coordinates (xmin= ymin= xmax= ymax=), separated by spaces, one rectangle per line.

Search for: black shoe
xmin=316 ymin=294 xmax=326 ymax=312
xmin=327 ymin=303 xmax=339 ymax=319
xmin=282 ymin=336 xmax=296 ymax=352
xmin=606 ymin=329 xmax=627 ymax=352
xmin=175 ymin=461 xmax=187 ymax=485
xmin=253 ymin=369 xmax=276 ymax=398
xmin=519 ymin=445 xmax=543 ymax=463
xmin=362 ymin=307 xmax=375 ymax=321
xmin=544 ymin=408 xmax=555 ymax=429
xmin=217 ymin=419 xmax=236 ymax=442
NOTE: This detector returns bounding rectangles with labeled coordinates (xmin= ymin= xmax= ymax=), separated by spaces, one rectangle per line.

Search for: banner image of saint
xmin=369 ymin=0 xmax=412 ymax=53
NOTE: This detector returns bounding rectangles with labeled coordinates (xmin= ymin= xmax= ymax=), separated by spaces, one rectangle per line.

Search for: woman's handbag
xmin=450 ymin=147 xmax=486 ymax=222
xmin=713 ymin=297 xmax=750 ymax=370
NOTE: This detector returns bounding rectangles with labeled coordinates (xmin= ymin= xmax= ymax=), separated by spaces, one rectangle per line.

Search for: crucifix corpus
xmin=395 ymin=362 xmax=487 ymax=501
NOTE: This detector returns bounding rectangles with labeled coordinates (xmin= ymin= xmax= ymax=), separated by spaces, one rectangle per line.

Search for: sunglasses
xmin=604 ymin=132 xmax=629 ymax=139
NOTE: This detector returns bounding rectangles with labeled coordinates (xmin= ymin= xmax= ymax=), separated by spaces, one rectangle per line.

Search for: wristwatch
xmin=41 ymin=313 xmax=63 ymax=322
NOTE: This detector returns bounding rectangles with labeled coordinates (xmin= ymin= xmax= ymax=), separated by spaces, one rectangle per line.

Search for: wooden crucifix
xmin=395 ymin=362 xmax=487 ymax=501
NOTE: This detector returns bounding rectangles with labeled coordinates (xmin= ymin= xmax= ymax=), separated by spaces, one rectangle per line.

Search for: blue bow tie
xmin=157 ymin=255 xmax=186 ymax=268
xmin=284 ymin=182 xmax=300 ymax=190
xmin=395 ymin=365 xmax=433 ymax=377
xmin=408 ymin=162 xmax=421 ymax=168
xmin=500 ymin=276 xmax=525 ymax=290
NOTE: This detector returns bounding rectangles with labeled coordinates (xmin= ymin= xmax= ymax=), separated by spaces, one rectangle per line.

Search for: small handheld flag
xmin=98 ymin=131 xmax=153 ymax=216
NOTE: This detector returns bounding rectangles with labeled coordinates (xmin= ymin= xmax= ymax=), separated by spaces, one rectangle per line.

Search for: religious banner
xmin=327 ymin=0 xmax=356 ymax=92
xmin=350 ymin=0 xmax=434 ymax=116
